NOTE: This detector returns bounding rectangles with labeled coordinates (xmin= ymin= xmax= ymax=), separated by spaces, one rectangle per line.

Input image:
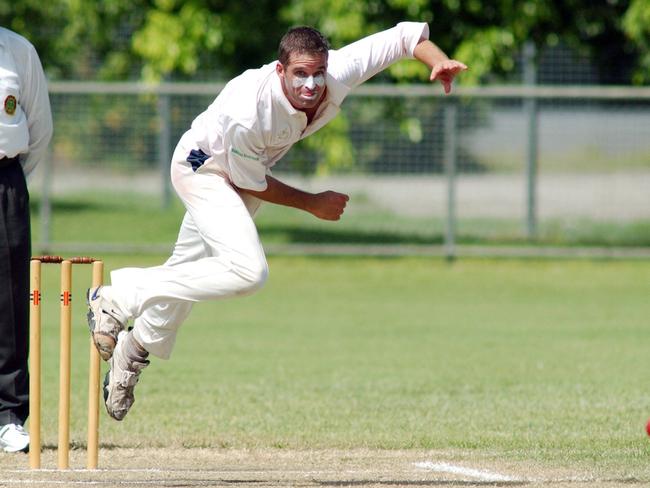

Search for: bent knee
xmin=247 ymin=262 xmax=269 ymax=292
xmin=234 ymin=258 xmax=269 ymax=295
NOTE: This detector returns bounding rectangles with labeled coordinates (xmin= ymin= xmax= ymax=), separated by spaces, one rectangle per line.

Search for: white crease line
xmin=414 ymin=461 xmax=520 ymax=482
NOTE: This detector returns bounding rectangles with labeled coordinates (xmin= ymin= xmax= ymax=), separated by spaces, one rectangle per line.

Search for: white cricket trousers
xmin=108 ymin=152 xmax=268 ymax=359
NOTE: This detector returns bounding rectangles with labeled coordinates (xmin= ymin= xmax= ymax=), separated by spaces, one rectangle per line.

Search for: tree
xmin=1 ymin=0 xmax=646 ymax=84
xmin=131 ymin=0 xmax=289 ymax=81
xmin=282 ymin=0 xmax=644 ymax=85
xmin=0 ymin=0 xmax=145 ymax=79
xmin=623 ymin=0 xmax=650 ymax=84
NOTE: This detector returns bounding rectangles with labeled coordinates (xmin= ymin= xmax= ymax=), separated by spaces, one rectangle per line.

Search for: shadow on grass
xmin=258 ymin=224 xmax=443 ymax=245
xmin=31 ymin=199 xmax=108 ymax=213
xmin=30 ymin=194 xmax=175 ymax=214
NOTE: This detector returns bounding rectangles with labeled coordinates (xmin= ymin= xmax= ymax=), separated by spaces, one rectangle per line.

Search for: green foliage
xmin=51 ymin=93 xmax=159 ymax=168
xmin=130 ymin=0 xmax=289 ymax=80
xmin=288 ymin=115 xmax=356 ymax=175
xmin=280 ymin=0 xmax=645 ymax=85
xmin=0 ymin=0 xmax=152 ymax=80
xmin=280 ymin=0 xmax=434 ymax=81
xmin=0 ymin=0 xmax=647 ymax=84
xmin=623 ymin=0 xmax=650 ymax=84
xmin=455 ymin=28 xmax=516 ymax=85
xmin=132 ymin=1 xmax=223 ymax=81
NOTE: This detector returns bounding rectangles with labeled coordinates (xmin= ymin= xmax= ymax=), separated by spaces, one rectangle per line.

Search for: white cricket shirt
xmin=0 ymin=27 xmax=53 ymax=176
xmin=177 ymin=21 xmax=429 ymax=191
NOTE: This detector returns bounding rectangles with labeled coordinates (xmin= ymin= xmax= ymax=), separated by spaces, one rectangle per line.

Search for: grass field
xmin=15 ymin=254 xmax=650 ymax=483
xmin=10 ymin=190 xmax=650 ymax=484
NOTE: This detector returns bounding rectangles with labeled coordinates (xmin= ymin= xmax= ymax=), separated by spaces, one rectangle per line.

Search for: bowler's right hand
xmin=309 ymin=191 xmax=350 ymax=221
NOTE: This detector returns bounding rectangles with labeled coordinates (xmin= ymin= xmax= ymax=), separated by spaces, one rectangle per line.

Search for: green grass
xmin=30 ymin=192 xmax=650 ymax=248
xmin=32 ymin=255 xmax=650 ymax=474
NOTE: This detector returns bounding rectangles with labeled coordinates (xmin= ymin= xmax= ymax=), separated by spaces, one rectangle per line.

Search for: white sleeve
xmin=20 ymin=41 xmax=53 ymax=177
xmin=327 ymin=22 xmax=429 ymax=89
xmin=224 ymin=124 xmax=268 ymax=191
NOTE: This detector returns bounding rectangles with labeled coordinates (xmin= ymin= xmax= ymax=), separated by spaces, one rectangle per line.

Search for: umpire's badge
xmin=4 ymin=95 xmax=17 ymax=115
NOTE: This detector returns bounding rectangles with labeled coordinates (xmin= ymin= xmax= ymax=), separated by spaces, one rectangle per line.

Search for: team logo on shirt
xmin=231 ymin=147 xmax=260 ymax=161
xmin=4 ymin=95 xmax=16 ymax=116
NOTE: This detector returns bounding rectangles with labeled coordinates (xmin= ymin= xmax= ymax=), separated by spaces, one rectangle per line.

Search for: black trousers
xmin=0 ymin=157 xmax=30 ymax=426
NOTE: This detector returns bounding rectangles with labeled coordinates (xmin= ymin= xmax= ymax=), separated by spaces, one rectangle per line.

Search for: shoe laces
xmin=118 ymin=369 xmax=141 ymax=388
xmin=0 ymin=423 xmax=26 ymax=438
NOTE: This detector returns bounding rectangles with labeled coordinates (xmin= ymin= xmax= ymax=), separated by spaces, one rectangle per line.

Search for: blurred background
xmin=4 ymin=0 xmax=649 ymax=258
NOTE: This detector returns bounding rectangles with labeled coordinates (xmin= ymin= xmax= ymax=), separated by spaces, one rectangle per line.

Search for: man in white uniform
xmin=87 ymin=22 xmax=466 ymax=421
xmin=0 ymin=27 xmax=52 ymax=452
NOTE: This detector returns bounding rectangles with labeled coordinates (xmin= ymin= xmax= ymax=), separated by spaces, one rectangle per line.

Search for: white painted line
xmin=414 ymin=461 xmax=520 ymax=482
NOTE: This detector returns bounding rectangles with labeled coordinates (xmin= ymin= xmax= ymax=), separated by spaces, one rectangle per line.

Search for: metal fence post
xmin=524 ymin=42 xmax=538 ymax=239
xmin=444 ymin=100 xmax=458 ymax=260
xmin=157 ymin=91 xmax=172 ymax=208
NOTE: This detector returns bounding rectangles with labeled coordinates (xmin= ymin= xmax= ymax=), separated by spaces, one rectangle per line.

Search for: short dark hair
xmin=278 ymin=26 xmax=330 ymax=66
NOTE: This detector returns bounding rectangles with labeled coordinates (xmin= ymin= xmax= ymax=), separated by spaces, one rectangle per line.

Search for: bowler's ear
xmin=276 ymin=62 xmax=285 ymax=78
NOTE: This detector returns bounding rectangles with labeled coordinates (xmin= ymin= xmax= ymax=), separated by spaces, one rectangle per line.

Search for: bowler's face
xmin=276 ymin=52 xmax=328 ymax=111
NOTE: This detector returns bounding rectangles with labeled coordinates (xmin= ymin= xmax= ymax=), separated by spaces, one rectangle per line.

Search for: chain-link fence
xmin=29 ymin=82 xmax=650 ymax=257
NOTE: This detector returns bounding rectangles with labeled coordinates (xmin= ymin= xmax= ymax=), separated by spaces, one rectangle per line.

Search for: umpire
xmin=0 ymin=27 xmax=52 ymax=452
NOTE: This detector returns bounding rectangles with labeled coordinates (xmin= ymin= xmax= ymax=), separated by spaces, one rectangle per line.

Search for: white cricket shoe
xmin=103 ymin=332 xmax=149 ymax=421
xmin=0 ymin=423 xmax=29 ymax=453
xmin=87 ymin=286 xmax=128 ymax=361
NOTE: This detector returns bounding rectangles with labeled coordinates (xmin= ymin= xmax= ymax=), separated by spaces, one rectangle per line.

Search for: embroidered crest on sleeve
xmin=4 ymin=95 xmax=17 ymax=115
